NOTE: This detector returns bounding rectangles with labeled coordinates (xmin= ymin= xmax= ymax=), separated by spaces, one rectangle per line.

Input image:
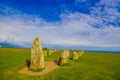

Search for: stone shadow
xmin=69 ymin=58 xmax=73 ymax=60
xmin=26 ymin=59 xmax=31 ymax=68
xmin=53 ymin=60 xmax=59 ymax=65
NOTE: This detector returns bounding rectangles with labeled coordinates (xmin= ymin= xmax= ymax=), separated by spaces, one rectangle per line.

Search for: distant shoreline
xmin=0 ymin=47 xmax=120 ymax=54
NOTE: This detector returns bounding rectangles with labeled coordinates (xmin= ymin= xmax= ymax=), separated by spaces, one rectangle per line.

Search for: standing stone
xmin=58 ymin=50 xmax=69 ymax=65
xmin=78 ymin=50 xmax=85 ymax=57
xmin=43 ymin=50 xmax=47 ymax=56
xmin=30 ymin=37 xmax=44 ymax=70
xmin=65 ymin=50 xmax=69 ymax=57
xmin=48 ymin=50 xmax=52 ymax=55
xmin=48 ymin=50 xmax=54 ymax=55
xmin=52 ymin=50 xmax=55 ymax=53
xmin=72 ymin=52 xmax=79 ymax=60
xmin=54 ymin=50 xmax=57 ymax=53
xmin=81 ymin=50 xmax=85 ymax=55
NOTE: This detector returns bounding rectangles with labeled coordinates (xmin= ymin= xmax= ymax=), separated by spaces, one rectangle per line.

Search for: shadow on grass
xmin=54 ymin=60 xmax=71 ymax=66
xmin=69 ymin=58 xmax=73 ymax=60
xmin=53 ymin=60 xmax=59 ymax=65
xmin=30 ymin=68 xmax=45 ymax=72
xmin=59 ymin=63 xmax=71 ymax=66
xmin=26 ymin=59 xmax=31 ymax=68
xmin=25 ymin=59 xmax=45 ymax=72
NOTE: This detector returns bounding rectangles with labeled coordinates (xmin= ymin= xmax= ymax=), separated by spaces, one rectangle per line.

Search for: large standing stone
xmin=58 ymin=50 xmax=69 ymax=65
xmin=30 ymin=37 xmax=44 ymax=70
xmin=72 ymin=51 xmax=79 ymax=60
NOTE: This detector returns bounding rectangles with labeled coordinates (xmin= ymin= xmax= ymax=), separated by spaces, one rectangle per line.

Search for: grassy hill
xmin=0 ymin=48 xmax=120 ymax=80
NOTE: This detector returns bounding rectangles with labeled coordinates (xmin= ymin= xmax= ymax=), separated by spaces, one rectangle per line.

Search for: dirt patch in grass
xmin=6 ymin=70 xmax=14 ymax=75
xmin=18 ymin=61 xmax=59 ymax=76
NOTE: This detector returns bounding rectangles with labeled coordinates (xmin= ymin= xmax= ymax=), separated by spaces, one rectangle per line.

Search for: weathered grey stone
xmin=72 ymin=51 xmax=79 ymax=60
xmin=58 ymin=50 xmax=69 ymax=65
xmin=30 ymin=37 xmax=44 ymax=70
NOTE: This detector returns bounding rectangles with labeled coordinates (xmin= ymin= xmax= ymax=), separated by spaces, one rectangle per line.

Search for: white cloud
xmin=0 ymin=1 xmax=120 ymax=50
xmin=90 ymin=0 xmax=120 ymax=26
xmin=0 ymin=12 xmax=120 ymax=48
xmin=99 ymin=0 xmax=120 ymax=7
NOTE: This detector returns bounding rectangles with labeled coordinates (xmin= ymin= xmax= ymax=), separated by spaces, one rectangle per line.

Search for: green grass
xmin=30 ymin=68 xmax=45 ymax=72
xmin=0 ymin=48 xmax=120 ymax=80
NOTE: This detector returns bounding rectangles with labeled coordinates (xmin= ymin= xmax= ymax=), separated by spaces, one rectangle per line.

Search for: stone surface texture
xmin=58 ymin=50 xmax=69 ymax=65
xmin=30 ymin=37 xmax=44 ymax=70
xmin=72 ymin=52 xmax=79 ymax=60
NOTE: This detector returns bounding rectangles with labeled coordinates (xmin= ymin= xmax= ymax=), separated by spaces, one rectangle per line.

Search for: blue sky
xmin=0 ymin=0 xmax=120 ymax=51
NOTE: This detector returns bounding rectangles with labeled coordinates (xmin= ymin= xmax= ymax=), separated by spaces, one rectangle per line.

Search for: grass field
xmin=0 ymin=48 xmax=120 ymax=80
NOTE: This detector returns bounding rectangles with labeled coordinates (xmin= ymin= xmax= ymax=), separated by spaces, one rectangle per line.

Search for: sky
xmin=0 ymin=0 xmax=120 ymax=51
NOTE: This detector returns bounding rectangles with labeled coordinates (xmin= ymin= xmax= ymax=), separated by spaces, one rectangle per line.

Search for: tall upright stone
xmin=30 ymin=37 xmax=44 ymax=70
xmin=72 ymin=51 xmax=79 ymax=60
xmin=58 ymin=50 xmax=69 ymax=66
